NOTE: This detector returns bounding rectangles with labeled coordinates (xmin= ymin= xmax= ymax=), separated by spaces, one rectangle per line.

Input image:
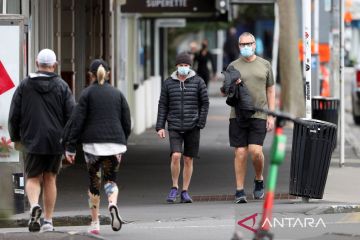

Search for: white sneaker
xmin=40 ymin=221 xmax=54 ymax=232
xmin=109 ymin=204 xmax=123 ymax=231
xmin=88 ymin=221 xmax=100 ymax=235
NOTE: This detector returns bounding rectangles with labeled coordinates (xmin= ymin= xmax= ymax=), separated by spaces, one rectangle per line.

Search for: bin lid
xmin=296 ymin=118 xmax=337 ymax=128
xmin=312 ymin=96 xmax=340 ymax=101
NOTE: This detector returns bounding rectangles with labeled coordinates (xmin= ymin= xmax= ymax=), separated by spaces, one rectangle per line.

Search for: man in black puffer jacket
xmin=156 ymin=52 xmax=209 ymax=204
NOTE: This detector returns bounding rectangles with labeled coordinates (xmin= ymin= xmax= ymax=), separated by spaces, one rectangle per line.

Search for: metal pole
xmin=303 ymin=0 xmax=312 ymax=118
xmin=330 ymin=0 xmax=340 ymax=98
xmin=271 ymin=1 xmax=279 ymax=82
xmin=313 ymin=0 xmax=320 ymax=96
xmin=339 ymin=0 xmax=345 ymax=166
xmin=154 ymin=20 xmax=160 ymax=77
xmin=217 ymin=29 xmax=224 ymax=73
xmin=2 ymin=0 xmax=7 ymax=14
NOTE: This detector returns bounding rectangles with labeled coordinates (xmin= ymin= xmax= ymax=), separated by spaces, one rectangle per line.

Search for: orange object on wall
xmin=320 ymin=64 xmax=330 ymax=97
xmin=344 ymin=11 xmax=352 ymax=24
xmin=298 ymin=41 xmax=330 ymax=63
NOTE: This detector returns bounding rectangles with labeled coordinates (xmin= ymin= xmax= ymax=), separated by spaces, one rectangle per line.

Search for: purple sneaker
xmin=166 ymin=187 xmax=178 ymax=203
xmin=180 ymin=191 xmax=193 ymax=203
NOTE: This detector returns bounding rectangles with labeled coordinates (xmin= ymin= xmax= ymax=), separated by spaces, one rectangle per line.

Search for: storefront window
xmin=138 ymin=19 xmax=153 ymax=82
xmin=6 ymin=0 xmax=21 ymax=14
xmin=138 ymin=21 xmax=145 ymax=82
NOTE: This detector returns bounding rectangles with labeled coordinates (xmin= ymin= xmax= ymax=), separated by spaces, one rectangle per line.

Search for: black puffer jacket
xmin=65 ymin=81 xmax=131 ymax=153
xmin=8 ymin=71 xmax=75 ymax=154
xmin=156 ymin=70 xmax=209 ymax=132
xmin=221 ymin=66 xmax=255 ymax=121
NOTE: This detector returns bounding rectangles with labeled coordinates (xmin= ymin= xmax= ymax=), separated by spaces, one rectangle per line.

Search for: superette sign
xmin=121 ymin=0 xmax=216 ymax=13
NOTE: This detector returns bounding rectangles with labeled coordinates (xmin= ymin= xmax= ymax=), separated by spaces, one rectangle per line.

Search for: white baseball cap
xmin=37 ymin=49 xmax=57 ymax=65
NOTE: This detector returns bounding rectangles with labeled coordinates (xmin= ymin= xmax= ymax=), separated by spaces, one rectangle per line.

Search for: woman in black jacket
xmin=194 ymin=40 xmax=216 ymax=87
xmin=65 ymin=59 xmax=131 ymax=235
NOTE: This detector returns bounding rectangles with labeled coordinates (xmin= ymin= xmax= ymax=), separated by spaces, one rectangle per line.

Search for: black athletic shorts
xmin=229 ymin=118 xmax=267 ymax=148
xmin=25 ymin=153 xmax=62 ymax=178
xmin=169 ymin=127 xmax=200 ymax=158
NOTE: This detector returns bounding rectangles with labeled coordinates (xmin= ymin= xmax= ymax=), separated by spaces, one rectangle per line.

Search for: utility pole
xmin=330 ymin=0 xmax=340 ymax=98
xmin=303 ymin=0 xmax=312 ymax=118
xmin=312 ymin=0 xmax=320 ymax=96
xmin=272 ymin=1 xmax=279 ymax=82
xmin=339 ymin=0 xmax=345 ymax=166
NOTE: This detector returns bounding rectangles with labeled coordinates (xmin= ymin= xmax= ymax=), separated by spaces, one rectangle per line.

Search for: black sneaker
xmin=234 ymin=189 xmax=247 ymax=204
xmin=28 ymin=205 xmax=42 ymax=232
xmin=253 ymin=179 xmax=265 ymax=200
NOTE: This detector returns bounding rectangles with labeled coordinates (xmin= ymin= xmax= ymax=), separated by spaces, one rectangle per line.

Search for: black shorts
xmin=169 ymin=128 xmax=200 ymax=158
xmin=25 ymin=153 xmax=62 ymax=178
xmin=229 ymin=118 xmax=267 ymax=148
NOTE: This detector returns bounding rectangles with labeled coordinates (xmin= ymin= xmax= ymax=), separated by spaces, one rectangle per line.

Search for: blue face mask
xmin=177 ymin=66 xmax=190 ymax=76
xmin=240 ymin=46 xmax=254 ymax=58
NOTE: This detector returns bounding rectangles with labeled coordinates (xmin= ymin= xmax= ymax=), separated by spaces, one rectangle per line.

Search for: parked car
xmin=352 ymin=65 xmax=360 ymax=125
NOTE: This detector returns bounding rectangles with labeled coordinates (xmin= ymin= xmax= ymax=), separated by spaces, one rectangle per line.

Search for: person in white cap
xmin=8 ymin=49 xmax=75 ymax=232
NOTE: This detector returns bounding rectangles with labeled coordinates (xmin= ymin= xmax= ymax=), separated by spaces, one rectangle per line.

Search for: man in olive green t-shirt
xmin=227 ymin=32 xmax=275 ymax=204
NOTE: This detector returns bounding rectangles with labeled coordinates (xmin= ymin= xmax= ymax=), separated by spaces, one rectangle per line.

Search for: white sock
xmin=44 ymin=219 xmax=52 ymax=224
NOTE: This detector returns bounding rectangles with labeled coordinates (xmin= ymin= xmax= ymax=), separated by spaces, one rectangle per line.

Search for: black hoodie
xmin=8 ymin=71 xmax=75 ymax=154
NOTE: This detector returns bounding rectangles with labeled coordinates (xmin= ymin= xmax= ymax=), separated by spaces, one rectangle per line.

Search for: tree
xmin=278 ymin=0 xmax=305 ymax=117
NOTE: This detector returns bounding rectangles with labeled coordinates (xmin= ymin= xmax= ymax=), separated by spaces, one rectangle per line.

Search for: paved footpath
xmin=0 ymin=79 xmax=359 ymax=239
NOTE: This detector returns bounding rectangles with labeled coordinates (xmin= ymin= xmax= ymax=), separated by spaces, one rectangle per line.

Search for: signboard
xmin=121 ymin=0 xmax=216 ymax=13
xmin=157 ymin=18 xmax=186 ymax=27
xmin=0 ymin=17 xmax=23 ymax=162
xmin=230 ymin=0 xmax=275 ymax=3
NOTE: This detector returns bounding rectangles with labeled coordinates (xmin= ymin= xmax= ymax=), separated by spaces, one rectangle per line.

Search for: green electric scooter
xmin=253 ymin=108 xmax=297 ymax=240
xmin=231 ymin=108 xmax=297 ymax=240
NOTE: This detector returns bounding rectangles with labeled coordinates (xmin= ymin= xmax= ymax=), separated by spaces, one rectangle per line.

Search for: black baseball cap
xmin=89 ymin=59 xmax=109 ymax=74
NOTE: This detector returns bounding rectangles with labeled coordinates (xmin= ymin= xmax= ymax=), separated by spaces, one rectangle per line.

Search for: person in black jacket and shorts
xmin=8 ymin=49 xmax=75 ymax=232
xmin=64 ymin=59 xmax=131 ymax=235
xmin=156 ymin=52 xmax=209 ymax=204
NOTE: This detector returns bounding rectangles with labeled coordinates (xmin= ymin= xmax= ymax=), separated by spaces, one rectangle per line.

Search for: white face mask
xmin=177 ymin=66 xmax=190 ymax=76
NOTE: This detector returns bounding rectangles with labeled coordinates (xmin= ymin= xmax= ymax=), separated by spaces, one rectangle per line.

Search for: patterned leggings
xmin=84 ymin=152 xmax=121 ymax=196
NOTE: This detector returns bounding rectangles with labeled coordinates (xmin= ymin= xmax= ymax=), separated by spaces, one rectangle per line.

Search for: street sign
xmin=121 ymin=0 xmax=216 ymax=13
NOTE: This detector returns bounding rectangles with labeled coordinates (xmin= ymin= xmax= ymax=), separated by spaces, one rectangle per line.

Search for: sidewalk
xmin=0 ymin=80 xmax=359 ymax=239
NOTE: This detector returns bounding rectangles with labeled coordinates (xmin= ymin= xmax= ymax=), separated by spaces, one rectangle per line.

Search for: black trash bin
xmin=12 ymin=173 xmax=25 ymax=214
xmin=289 ymin=118 xmax=337 ymax=199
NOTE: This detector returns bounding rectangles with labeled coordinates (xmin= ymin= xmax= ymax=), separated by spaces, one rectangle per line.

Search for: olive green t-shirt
xmin=229 ymin=56 xmax=274 ymax=120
